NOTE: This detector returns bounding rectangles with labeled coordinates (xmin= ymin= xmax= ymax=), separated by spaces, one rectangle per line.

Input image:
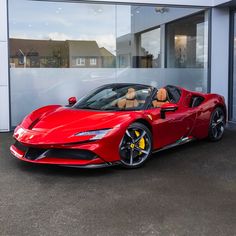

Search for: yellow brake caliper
xmin=134 ymin=130 xmax=145 ymax=155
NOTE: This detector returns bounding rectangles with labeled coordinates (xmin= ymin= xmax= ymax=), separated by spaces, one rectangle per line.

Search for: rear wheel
xmin=119 ymin=122 xmax=152 ymax=168
xmin=208 ymin=107 xmax=225 ymax=142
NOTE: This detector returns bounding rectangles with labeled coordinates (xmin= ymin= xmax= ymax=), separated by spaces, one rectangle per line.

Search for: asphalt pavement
xmin=0 ymin=127 xmax=236 ymax=236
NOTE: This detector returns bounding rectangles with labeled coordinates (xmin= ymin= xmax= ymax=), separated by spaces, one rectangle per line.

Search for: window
xmin=90 ymin=58 xmax=97 ymax=66
xmin=139 ymin=28 xmax=161 ymax=68
xmin=166 ymin=12 xmax=208 ymax=68
xmin=76 ymin=58 xmax=85 ymax=66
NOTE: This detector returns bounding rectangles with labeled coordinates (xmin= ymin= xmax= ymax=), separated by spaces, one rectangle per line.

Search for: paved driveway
xmin=0 ymin=128 xmax=236 ymax=236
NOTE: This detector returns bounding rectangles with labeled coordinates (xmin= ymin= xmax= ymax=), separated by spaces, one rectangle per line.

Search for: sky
xmin=9 ymin=0 xmax=132 ymax=54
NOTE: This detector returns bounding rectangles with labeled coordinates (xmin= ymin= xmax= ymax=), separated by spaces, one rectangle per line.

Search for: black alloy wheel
xmin=208 ymin=107 xmax=225 ymax=141
xmin=119 ymin=122 xmax=152 ymax=168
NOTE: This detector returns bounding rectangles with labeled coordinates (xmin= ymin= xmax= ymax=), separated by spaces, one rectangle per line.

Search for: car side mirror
xmin=160 ymin=103 xmax=178 ymax=119
xmin=68 ymin=96 xmax=77 ymax=106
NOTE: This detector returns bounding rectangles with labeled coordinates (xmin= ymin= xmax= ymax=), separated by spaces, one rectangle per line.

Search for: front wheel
xmin=119 ymin=122 xmax=152 ymax=168
xmin=208 ymin=107 xmax=225 ymax=142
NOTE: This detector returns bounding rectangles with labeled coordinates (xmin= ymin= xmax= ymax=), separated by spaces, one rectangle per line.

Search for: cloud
xmin=47 ymin=32 xmax=72 ymax=41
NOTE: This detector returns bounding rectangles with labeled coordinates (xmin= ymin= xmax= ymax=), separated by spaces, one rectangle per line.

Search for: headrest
xmin=157 ymin=88 xmax=167 ymax=101
xmin=126 ymin=88 xmax=136 ymax=100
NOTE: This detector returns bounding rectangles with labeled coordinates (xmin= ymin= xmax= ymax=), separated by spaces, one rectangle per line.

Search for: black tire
xmin=208 ymin=107 xmax=225 ymax=142
xmin=119 ymin=122 xmax=152 ymax=168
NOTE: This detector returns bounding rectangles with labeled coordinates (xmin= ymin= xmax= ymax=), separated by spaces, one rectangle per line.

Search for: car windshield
xmin=73 ymin=84 xmax=153 ymax=111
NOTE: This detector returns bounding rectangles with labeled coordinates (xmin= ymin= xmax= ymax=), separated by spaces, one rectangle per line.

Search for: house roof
xmin=68 ymin=40 xmax=102 ymax=57
xmin=100 ymin=47 xmax=115 ymax=57
xmin=9 ymin=38 xmax=106 ymax=58
xmin=10 ymin=38 xmax=67 ymax=57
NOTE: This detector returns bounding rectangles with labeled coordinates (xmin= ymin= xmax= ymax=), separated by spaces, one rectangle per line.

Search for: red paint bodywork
xmin=10 ymin=86 xmax=226 ymax=167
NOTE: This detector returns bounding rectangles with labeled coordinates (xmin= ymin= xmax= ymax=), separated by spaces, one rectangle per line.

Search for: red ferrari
xmin=10 ymin=83 xmax=226 ymax=168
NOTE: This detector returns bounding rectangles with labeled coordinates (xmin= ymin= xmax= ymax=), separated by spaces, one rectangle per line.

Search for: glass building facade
xmin=232 ymin=12 xmax=236 ymax=122
xmin=8 ymin=0 xmax=209 ymax=126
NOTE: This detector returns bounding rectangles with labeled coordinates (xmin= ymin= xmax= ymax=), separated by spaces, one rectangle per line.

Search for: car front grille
xmin=13 ymin=141 xmax=97 ymax=161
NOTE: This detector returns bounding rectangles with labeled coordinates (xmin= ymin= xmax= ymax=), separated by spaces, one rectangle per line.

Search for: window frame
xmin=89 ymin=58 xmax=97 ymax=66
xmin=76 ymin=57 xmax=86 ymax=66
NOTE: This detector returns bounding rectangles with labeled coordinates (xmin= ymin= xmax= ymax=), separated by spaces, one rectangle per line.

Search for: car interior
xmin=117 ymin=87 xmax=153 ymax=109
xmin=74 ymin=84 xmax=205 ymax=111
xmin=117 ymin=88 xmax=139 ymax=109
xmin=151 ymin=85 xmax=182 ymax=108
xmin=116 ymin=85 xmax=183 ymax=109
xmin=152 ymin=88 xmax=169 ymax=108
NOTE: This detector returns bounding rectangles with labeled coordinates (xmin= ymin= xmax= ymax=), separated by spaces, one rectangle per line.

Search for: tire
xmin=119 ymin=122 xmax=152 ymax=168
xmin=208 ymin=107 xmax=225 ymax=142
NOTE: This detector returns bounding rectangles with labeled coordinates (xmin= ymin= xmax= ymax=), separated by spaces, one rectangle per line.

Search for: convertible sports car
xmin=10 ymin=83 xmax=226 ymax=168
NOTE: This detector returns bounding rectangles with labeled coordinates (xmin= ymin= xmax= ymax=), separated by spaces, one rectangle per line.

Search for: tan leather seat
xmin=118 ymin=88 xmax=139 ymax=109
xmin=152 ymin=88 xmax=169 ymax=108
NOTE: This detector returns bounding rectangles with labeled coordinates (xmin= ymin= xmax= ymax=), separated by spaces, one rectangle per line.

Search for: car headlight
xmin=75 ymin=129 xmax=112 ymax=140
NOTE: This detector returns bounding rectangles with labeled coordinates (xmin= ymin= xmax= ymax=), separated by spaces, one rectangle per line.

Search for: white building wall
xmin=214 ymin=0 xmax=231 ymax=5
xmin=84 ymin=0 xmax=229 ymax=7
xmin=210 ymin=8 xmax=230 ymax=107
xmin=0 ymin=0 xmax=10 ymax=131
xmin=131 ymin=7 xmax=202 ymax=34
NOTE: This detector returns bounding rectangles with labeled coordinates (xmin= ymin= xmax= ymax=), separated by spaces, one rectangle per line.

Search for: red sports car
xmin=10 ymin=83 xmax=226 ymax=168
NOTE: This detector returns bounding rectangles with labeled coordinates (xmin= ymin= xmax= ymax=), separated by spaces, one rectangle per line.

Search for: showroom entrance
xmin=230 ymin=10 xmax=236 ymax=122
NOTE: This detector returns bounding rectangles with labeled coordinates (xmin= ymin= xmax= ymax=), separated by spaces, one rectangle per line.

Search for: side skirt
xmin=152 ymin=136 xmax=195 ymax=154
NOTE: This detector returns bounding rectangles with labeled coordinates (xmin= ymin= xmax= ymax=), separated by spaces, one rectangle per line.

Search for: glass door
xmin=231 ymin=12 xmax=236 ymax=122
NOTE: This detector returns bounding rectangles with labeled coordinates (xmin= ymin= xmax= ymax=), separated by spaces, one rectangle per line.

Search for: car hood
xmin=14 ymin=107 xmax=139 ymax=145
xmin=31 ymin=107 xmax=126 ymax=129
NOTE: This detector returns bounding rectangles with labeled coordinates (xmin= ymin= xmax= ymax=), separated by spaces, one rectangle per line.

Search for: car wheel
xmin=119 ymin=122 xmax=152 ymax=168
xmin=208 ymin=107 xmax=225 ymax=142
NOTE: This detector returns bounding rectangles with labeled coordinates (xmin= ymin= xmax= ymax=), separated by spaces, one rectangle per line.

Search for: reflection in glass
xmin=140 ymin=28 xmax=161 ymax=68
xmin=116 ymin=5 xmax=132 ymax=68
xmin=166 ymin=12 xmax=208 ymax=68
xmin=9 ymin=0 xmax=116 ymax=68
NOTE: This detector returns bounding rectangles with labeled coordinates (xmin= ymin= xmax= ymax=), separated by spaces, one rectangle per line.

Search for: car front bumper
xmin=10 ymin=139 xmax=121 ymax=168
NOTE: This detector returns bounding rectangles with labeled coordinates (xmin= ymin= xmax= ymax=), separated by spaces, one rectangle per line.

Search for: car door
xmin=146 ymin=94 xmax=197 ymax=149
xmin=148 ymin=109 xmax=186 ymax=149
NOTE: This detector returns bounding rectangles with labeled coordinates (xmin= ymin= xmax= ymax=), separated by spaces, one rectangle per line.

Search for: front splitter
xmin=60 ymin=161 xmax=121 ymax=169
